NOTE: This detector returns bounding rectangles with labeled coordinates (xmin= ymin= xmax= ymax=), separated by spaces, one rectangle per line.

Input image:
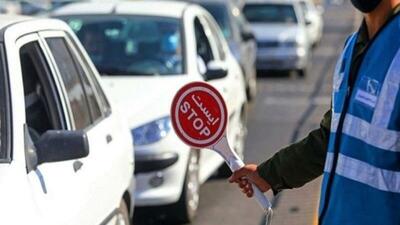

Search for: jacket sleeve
xmin=257 ymin=109 xmax=331 ymax=193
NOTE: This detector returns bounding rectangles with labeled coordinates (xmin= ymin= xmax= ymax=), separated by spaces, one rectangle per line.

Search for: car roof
xmin=0 ymin=14 xmax=70 ymax=43
xmin=245 ymin=0 xmax=297 ymax=5
xmin=190 ymin=0 xmax=231 ymax=5
xmin=0 ymin=14 xmax=33 ymax=30
xmin=52 ymin=0 xmax=192 ymax=18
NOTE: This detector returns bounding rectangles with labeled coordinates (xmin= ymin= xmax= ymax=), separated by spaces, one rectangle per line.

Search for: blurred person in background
xmin=230 ymin=0 xmax=400 ymax=224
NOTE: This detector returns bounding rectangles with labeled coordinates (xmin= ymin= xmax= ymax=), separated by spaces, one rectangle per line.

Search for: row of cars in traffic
xmin=182 ymin=0 xmax=323 ymax=78
xmin=0 ymin=0 xmax=323 ymax=224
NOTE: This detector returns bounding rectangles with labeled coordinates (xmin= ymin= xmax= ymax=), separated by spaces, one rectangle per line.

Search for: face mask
xmin=351 ymin=0 xmax=383 ymax=13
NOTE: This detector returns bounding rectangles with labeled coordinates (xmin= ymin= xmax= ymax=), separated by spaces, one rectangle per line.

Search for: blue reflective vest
xmin=319 ymin=15 xmax=400 ymax=225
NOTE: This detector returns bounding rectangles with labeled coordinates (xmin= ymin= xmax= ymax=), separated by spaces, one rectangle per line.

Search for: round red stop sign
xmin=171 ymin=82 xmax=228 ymax=148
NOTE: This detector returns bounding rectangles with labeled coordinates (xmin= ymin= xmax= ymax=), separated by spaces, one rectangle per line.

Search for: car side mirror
xmin=241 ymin=30 xmax=255 ymax=41
xmin=35 ymin=130 xmax=89 ymax=164
xmin=305 ymin=18 xmax=312 ymax=26
xmin=205 ymin=61 xmax=228 ymax=81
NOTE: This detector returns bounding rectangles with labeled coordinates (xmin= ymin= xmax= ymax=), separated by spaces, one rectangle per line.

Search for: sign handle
xmin=212 ymin=136 xmax=273 ymax=224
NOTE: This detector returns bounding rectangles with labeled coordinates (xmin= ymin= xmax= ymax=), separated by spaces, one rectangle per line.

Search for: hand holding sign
xmin=171 ymin=82 xmax=273 ymax=224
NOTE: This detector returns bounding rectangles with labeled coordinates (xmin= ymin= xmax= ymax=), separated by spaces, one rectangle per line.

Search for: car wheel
xmin=169 ymin=151 xmax=200 ymax=223
xmin=115 ymin=200 xmax=130 ymax=225
xmin=217 ymin=105 xmax=248 ymax=178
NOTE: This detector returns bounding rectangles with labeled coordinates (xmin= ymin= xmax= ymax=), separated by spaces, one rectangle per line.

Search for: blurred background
xmin=0 ymin=0 xmax=358 ymax=225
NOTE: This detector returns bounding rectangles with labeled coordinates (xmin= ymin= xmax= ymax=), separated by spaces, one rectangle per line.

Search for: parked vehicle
xmin=243 ymin=0 xmax=311 ymax=77
xmin=53 ymin=1 xmax=248 ymax=223
xmin=297 ymin=0 xmax=324 ymax=46
xmin=0 ymin=15 xmax=134 ymax=225
xmin=192 ymin=0 xmax=257 ymax=100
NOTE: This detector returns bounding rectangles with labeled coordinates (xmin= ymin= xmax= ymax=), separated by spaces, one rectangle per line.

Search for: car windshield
xmin=59 ymin=15 xmax=184 ymax=76
xmin=199 ymin=3 xmax=232 ymax=39
xmin=243 ymin=4 xmax=298 ymax=24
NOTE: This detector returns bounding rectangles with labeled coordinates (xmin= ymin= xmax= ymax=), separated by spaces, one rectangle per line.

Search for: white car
xmin=0 ymin=15 xmax=134 ymax=225
xmin=243 ymin=0 xmax=311 ymax=76
xmin=53 ymin=1 xmax=248 ymax=223
xmin=297 ymin=0 xmax=324 ymax=46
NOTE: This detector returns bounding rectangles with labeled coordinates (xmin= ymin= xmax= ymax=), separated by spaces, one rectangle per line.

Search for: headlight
xmin=132 ymin=116 xmax=171 ymax=146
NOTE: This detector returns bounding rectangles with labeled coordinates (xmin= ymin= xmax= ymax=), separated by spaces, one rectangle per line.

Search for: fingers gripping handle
xmin=228 ymin=157 xmax=273 ymax=217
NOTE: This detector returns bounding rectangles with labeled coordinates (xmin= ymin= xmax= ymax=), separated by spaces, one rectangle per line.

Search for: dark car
xmin=192 ymin=0 xmax=258 ymax=101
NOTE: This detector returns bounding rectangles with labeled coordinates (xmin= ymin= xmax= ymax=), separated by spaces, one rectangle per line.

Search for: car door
xmin=200 ymin=13 xmax=244 ymax=124
xmin=0 ymin=34 xmax=48 ymax=225
xmin=200 ymin=13 xmax=247 ymax=156
xmin=39 ymin=31 xmax=133 ymax=224
xmin=193 ymin=13 xmax=245 ymax=168
xmin=16 ymin=33 xmax=84 ymax=225
xmin=193 ymin=15 xmax=231 ymax=107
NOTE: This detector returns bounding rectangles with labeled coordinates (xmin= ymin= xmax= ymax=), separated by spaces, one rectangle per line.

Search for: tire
xmin=116 ymin=200 xmax=130 ymax=225
xmin=168 ymin=151 xmax=200 ymax=224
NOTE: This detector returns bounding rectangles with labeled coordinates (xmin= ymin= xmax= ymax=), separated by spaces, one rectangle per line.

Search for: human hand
xmin=229 ymin=164 xmax=271 ymax=198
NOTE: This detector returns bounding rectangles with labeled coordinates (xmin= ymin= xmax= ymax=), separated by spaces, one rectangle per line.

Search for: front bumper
xmin=135 ymin=152 xmax=179 ymax=174
xmin=256 ymin=47 xmax=308 ymax=70
xmin=133 ymin=134 xmax=191 ymax=206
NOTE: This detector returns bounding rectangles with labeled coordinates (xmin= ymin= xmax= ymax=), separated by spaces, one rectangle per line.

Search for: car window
xmin=58 ymin=15 xmax=184 ymax=76
xmin=20 ymin=41 xmax=64 ymax=142
xmin=63 ymin=35 xmax=104 ymax=121
xmin=46 ymin=37 xmax=92 ymax=130
xmin=236 ymin=13 xmax=250 ymax=32
xmin=203 ymin=16 xmax=226 ymax=61
xmin=199 ymin=3 xmax=232 ymax=39
xmin=194 ymin=17 xmax=215 ymax=70
xmin=67 ymin=36 xmax=111 ymax=115
xmin=0 ymin=45 xmax=9 ymax=161
xmin=243 ymin=3 xmax=298 ymax=24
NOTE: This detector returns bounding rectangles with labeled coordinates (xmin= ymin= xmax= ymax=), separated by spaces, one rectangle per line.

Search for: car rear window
xmin=243 ymin=3 xmax=298 ymax=24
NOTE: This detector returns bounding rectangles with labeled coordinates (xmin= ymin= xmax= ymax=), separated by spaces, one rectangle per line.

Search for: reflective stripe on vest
xmin=331 ymin=113 xmax=400 ymax=151
xmin=325 ymin=152 xmax=400 ymax=193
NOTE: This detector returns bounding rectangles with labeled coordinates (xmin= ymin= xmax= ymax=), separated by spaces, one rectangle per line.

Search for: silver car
xmin=243 ymin=0 xmax=311 ymax=77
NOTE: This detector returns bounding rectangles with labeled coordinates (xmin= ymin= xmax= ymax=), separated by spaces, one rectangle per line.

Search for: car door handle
xmin=73 ymin=160 xmax=83 ymax=173
xmin=106 ymin=134 xmax=113 ymax=144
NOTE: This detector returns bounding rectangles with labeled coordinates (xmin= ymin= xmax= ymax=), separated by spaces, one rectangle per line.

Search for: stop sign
xmin=171 ymin=82 xmax=273 ymax=222
xmin=171 ymin=82 xmax=227 ymax=148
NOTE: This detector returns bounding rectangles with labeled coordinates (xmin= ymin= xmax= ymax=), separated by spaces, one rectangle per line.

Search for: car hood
xmin=250 ymin=23 xmax=300 ymax=41
xmin=102 ymin=75 xmax=194 ymax=128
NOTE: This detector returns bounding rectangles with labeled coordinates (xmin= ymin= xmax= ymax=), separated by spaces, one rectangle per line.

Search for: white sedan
xmin=0 ymin=15 xmax=134 ymax=225
xmin=53 ymin=1 xmax=248 ymax=223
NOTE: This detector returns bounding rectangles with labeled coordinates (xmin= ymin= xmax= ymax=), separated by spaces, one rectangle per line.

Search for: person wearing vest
xmin=229 ymin=0 xmax=400 ymax=224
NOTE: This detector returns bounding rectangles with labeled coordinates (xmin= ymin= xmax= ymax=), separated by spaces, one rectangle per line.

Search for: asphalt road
xmin=135 ymin=2 xmax=358 ymax=225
